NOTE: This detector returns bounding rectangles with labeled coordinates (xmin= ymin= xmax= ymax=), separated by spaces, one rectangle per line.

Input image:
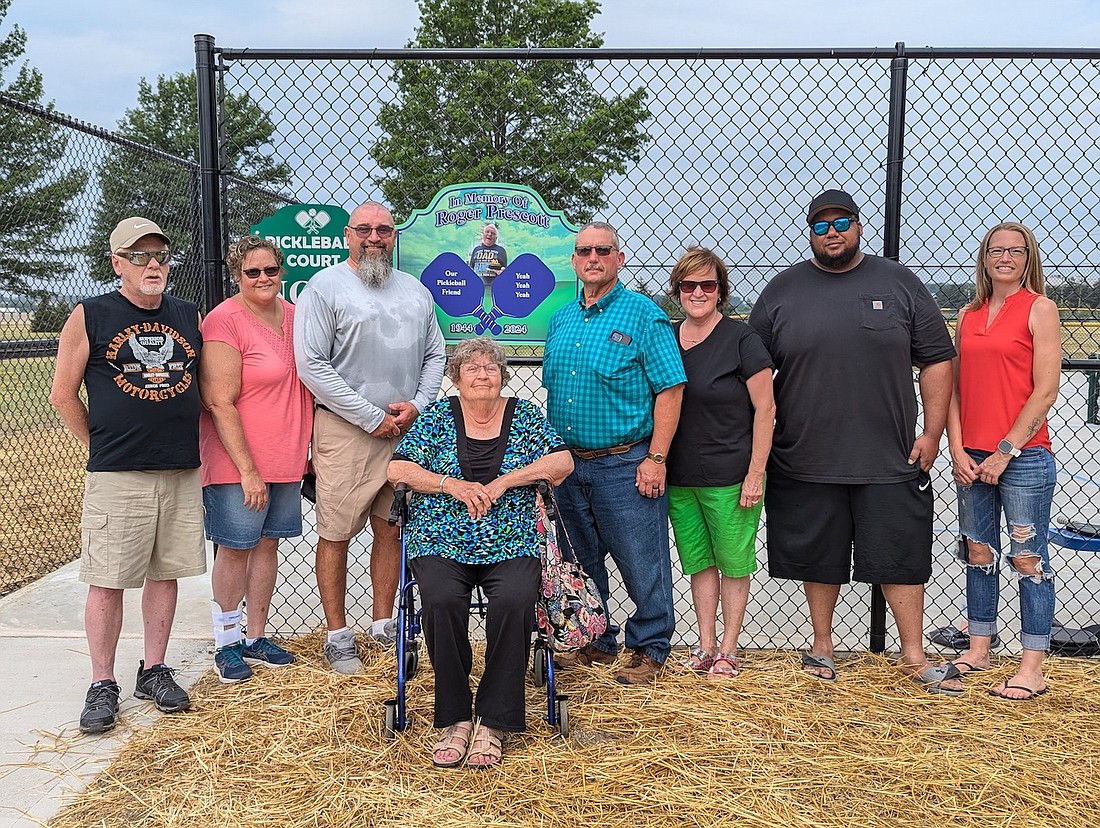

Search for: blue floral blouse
xmin=393 ymin=397 xmax=566 ymax=564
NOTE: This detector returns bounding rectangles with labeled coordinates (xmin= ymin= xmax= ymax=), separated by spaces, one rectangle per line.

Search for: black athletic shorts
xmin=763 ymin=468 xmax=934 ymax=585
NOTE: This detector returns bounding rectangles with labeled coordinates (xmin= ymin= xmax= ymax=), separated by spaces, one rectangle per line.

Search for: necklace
xmin=680 ymin=313 xmax=721 ymax=347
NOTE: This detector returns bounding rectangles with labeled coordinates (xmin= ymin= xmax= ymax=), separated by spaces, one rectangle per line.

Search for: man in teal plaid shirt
xmin=543 ymin=221 xmax=686 ymax=684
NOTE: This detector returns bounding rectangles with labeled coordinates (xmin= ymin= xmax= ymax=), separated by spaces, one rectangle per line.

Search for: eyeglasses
xmin=574 ymin=245 xmax=617 ymax=257
xmin=811 ymin=217 xmax=856 ymax=236
xmin=348 ymin=225 xmax=395 ymax=239
xmin=678 ymin=280 xmax=719 ymax=294
xmin=116 ymin=250 xmax=170 ymax=265
xmin=460 ymin=363 xmax=502 ymax=376
xmin=986 ymin=246 xmax=1029 ymax=259
xmin=242 ymin=266 xmax=280 ymax=278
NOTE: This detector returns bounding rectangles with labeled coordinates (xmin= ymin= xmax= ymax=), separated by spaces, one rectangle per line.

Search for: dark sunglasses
xmin=574 ymin=245 xmax=617 ymax=257
xmin=678 ymin=279 xmax=719 ymax=294
xmin=116 ymin=250 xmax=170 ymax=265
xmin=242 ymin=266 xmax=280 ymax=278
xmin=811 ymin=217 xmax=856 ymax=236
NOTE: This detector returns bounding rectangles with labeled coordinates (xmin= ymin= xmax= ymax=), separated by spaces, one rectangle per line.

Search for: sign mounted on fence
xmin=251 ymin=204 xmax=350 ymax=303
xmin=396 ymin=183 xmax=578 ymax=344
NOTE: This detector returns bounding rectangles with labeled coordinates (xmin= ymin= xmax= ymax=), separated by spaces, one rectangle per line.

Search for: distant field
xmin=0 ymin=357 xmax=62 ymax=432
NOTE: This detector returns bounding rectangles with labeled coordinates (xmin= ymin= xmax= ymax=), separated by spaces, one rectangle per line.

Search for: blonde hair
xmin=969 ymin=222 xmax=1045 ymax=310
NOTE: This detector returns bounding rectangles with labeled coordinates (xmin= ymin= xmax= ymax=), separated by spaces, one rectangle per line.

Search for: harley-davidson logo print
xmin=105 ymin=321 xmax=197 ymax=401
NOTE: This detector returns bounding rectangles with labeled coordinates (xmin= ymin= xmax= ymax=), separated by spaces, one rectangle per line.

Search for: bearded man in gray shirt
xmin=294 ymin=200 xmax=445 ymax=674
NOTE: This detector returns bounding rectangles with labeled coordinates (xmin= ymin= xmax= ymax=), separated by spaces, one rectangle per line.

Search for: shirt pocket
xmin=594 ymin=339 xmax=638 ymax=380
xmin=859 ymin=294 xmax=898 ymax=331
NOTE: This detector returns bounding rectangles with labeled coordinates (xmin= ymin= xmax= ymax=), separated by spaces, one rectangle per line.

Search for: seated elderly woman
xmin=388 ymin=338 xmax=573 ymax=769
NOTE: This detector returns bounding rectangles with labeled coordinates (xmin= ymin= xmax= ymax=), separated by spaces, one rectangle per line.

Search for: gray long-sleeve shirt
xmin=292 ymin=262 xmax=446 ymax=432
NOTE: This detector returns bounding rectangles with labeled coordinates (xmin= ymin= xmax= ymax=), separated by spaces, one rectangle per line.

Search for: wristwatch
xmin=997 ymin=439 xmax=1021 ymax=458
xmin=646 ymin=451 xmax=667 ymax=465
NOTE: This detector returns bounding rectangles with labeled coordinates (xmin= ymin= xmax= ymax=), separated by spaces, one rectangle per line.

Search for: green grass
xmin=0 ymin=357 xmax=63 ymax=432
xmin=0 ymin=312 xmax=58 ymax=341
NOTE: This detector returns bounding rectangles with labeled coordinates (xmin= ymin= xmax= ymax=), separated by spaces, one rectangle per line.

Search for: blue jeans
xmin=956 ymin=447 xmax=1057 ymax=651
xmin=554 ymin=441 xmax=675 ymax=663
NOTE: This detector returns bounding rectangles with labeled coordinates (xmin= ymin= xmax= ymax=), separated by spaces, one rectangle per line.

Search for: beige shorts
xmin=312 ymin=408 xmax=397 ymax=541
xmin=80 ymin=469 xmax=207 ymax=589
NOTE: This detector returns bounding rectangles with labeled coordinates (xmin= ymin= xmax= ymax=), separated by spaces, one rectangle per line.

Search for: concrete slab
xmin=0 ymin=549 xmax=215 ymax=828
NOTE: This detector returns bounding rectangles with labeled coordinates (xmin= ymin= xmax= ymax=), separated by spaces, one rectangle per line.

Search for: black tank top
xmin=82 ymin=291 xmax=202 ymax=471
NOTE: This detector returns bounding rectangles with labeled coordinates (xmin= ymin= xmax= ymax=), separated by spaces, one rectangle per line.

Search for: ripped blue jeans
xmin=956 ymin=447 xmax=1057 ymax=651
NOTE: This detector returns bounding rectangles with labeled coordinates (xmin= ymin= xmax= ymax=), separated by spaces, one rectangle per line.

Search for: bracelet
xmin=439 ymin=475 xmax=449 ymax=494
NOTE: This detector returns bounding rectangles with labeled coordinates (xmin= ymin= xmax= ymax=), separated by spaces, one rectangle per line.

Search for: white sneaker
xmin=322 ymin=628 xmax=364 ymax=674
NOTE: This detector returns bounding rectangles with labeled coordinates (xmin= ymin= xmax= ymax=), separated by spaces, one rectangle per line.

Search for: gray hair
xmin=578 ymin=220 xmax=622 ymax=249
xmin=446 ymin=337 xmax=511 ymax=384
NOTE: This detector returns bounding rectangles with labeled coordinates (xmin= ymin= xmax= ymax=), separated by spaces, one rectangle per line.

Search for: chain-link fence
xmin=7 ymin=44 xmax=1099 ymax=660
xmin=0 ymin=92 xmax=288 ymax=596
xmin=199 ymin=43 xmax=1100 ymax=654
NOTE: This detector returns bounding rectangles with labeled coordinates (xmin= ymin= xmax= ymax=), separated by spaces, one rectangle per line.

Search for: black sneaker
xmin=79 ymin=680 xmax=121 ymax=734
xmin=134 ymin=661 xmax=191 ymax=713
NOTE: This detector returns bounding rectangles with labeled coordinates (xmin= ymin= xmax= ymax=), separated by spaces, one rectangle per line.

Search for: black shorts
xmin=763 ymin=468 xmax=933 ymax=585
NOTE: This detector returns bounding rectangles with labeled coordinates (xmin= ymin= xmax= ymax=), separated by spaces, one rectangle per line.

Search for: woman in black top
xmin=666 ymin=247 xmax=775 ymax=679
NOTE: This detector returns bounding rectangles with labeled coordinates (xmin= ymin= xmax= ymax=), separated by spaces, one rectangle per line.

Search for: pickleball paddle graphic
xmin=480 ymin=253 xmax=556 ymax=333
xmin=419 ymin=252 xmax=497 ymax=332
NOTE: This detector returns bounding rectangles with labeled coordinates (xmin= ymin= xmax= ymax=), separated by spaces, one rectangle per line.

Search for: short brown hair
xmin=668 ymin=246 xmax=730 ymax=306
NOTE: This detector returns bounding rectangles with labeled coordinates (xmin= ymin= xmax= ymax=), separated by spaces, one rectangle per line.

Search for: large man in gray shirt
xmin=294 ymin=200 xmax=445 ymax=673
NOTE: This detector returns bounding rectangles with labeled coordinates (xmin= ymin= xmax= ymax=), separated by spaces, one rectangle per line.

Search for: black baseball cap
xmin=806 ymin=190 xmax=860 ymax=224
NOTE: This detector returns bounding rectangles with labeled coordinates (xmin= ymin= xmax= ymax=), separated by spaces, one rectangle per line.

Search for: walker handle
xmin=388 ymin=482 xmax=410 ymax=526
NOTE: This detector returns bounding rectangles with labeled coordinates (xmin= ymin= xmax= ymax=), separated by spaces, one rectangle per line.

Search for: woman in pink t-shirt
xmin=946 ymin=222 xmax=1061 ymax=700
xmin=199 ymin=236 xmax=313 ymax=683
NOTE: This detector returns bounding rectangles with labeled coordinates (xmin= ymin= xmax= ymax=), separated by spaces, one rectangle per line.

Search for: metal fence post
xmin=1089 ymin=353 xmax=1100 ymax=425
xmin=867 ymin=41 xmax=912 ymax=655
xmin=195 ymin=33 xmax=225 ymax=312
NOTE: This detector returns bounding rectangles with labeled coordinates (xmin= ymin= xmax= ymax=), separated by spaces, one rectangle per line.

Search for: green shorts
xmin=668 ymin=483 xmax=762 ymax=578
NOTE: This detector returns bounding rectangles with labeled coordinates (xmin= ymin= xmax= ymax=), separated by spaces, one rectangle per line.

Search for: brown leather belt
xmin=570 ymin=440 xmax=643 ymax=460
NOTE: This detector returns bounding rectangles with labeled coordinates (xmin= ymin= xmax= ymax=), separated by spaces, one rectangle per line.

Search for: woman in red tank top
xmin=946 ymin=222 xmax=1061 ymax=700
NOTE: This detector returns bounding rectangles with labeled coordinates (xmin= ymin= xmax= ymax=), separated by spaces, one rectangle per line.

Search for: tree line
xmin=4 ymin=0 xmax=650 ymax=325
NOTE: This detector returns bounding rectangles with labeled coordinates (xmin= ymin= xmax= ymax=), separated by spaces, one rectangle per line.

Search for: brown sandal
xmin=465 ymin=723 xmax=503 ymax=769
xmin=431 ymin=720 xmax=473 ymax=768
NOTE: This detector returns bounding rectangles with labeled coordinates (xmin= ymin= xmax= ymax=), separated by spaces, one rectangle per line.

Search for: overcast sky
xmin=8 ymin=0 xmax=1100 ymax=129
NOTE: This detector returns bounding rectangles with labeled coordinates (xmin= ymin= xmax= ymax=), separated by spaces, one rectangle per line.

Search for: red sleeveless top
xmin=957 ymin=289 xmax=1051 ymax=453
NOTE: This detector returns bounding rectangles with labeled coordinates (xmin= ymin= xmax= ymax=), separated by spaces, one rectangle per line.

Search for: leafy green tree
xmin=87 ymin=72 xmax=291 ymax=304
xmin=30 ymin=292 xmax=71 ymax=333
xmin=371 ymin=0 xmax=651 ymax=223
xmin=0 ymin=0 xmax=87 ymax=296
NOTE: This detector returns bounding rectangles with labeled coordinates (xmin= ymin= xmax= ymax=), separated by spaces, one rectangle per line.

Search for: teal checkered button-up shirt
xmin=542 ymin=281 xmax=686 ymax=450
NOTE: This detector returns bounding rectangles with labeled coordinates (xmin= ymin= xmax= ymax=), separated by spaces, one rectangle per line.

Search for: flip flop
xmin=951 ymin=660 xmax=988 ymax=675
xmin=910 ymin=663 xmax=965 ymax=696
xmin=988 ymin=682 xmax=1049 ymax=701
xmin=431 ymin=720 xmax=473 ymax=768
xmin=800 ymin=652 xmax=837 ymax=682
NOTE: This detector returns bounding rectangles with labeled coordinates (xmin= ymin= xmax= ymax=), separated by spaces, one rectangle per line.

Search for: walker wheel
xmin=555 ymin=694 xmax=569 ymax=737
xmin=405 ymin=645 xmax=419 ymax=680
xmin=383 ymin=699 xmax=397 ymax=740
xmin=532 ymin=646 xmax=547 ymax=687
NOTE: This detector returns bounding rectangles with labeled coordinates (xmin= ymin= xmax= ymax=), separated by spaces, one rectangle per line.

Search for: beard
xmin=356 ymin=250 xmax=392 ymax=288
xmin=813 ymin=242 xmax=860 ymax=270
